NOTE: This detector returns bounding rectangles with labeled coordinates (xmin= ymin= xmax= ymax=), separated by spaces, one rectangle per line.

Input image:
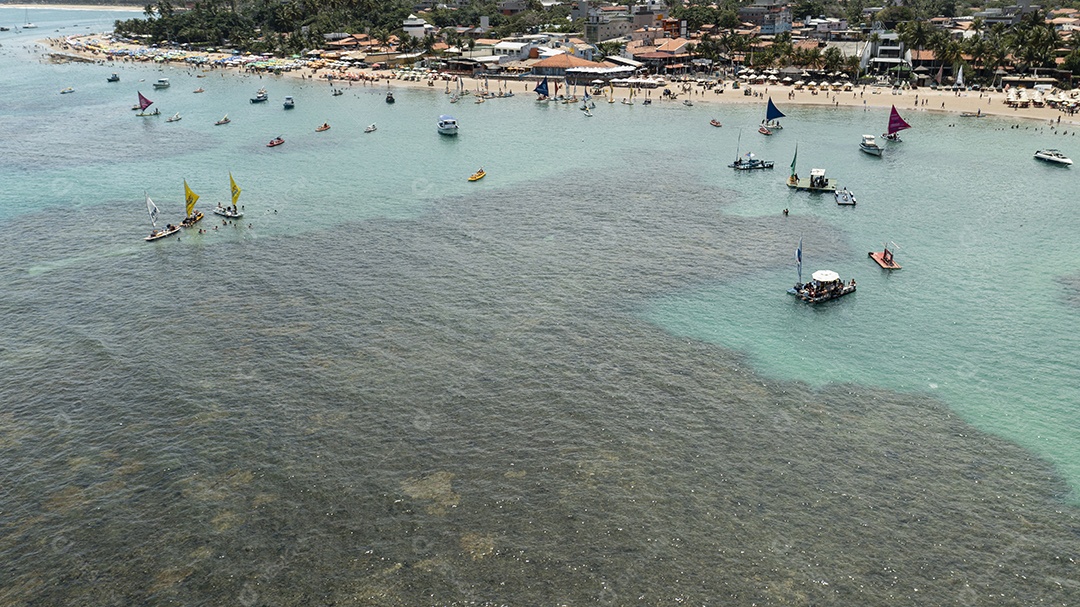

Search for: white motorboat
xmin=153 ymin=78 xmax=170 ymax=89
xmin=1034 ymin=149 xmax=1073 ymax=165
xmin=835 ymin=188 xmax=857 ymax=205
xmin=859 ymin=134 xmax=883 ymax=156
xmin=437 ymin=115 xmax=458 ymax=135
xmin=283 ymin=96 xmax=295 ymax=109
xmin=364 ymin=124 xmax=377 ymax=133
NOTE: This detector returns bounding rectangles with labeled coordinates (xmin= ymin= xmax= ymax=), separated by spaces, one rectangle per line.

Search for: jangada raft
xmin=789 ymin=270 xmax=857 ymax=303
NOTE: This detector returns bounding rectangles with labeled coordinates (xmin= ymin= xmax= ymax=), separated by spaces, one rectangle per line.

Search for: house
xmin=498 ymin=0 xmax=529 ymax=15
xmin=738 ymin=0 xmax=792 ymax=36
xmin=403 ymin=14 xmax=436 ymax=39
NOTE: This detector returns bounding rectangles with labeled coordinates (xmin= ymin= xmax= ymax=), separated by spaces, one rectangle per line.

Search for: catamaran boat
xmin=153 ymin=78 xmax=170 ymax=89
xmin=1034 ymin=149 xmax=1073 ymax=165
xmin=859 ymin=134 xmax=883 ymax=156
xmin=283 ymin=96 xmax=295 ymax=109
xmin=437 ymin=115 xmax=458 ymax=135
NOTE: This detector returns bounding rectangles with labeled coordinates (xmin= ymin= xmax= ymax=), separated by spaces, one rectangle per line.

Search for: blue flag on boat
xmin=534 ymin=77 xmax=549 ymax=98
xmin=766 ymin=97 xmax=785 ymax=122
xmin=795 ymin=237 xmax=803 ymax=283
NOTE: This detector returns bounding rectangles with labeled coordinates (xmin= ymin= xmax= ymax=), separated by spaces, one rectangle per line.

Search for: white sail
xmin=146 ymin=192 xmax=160 ymax=227
xmin=955 ymin=65 xmax=964 ymax=88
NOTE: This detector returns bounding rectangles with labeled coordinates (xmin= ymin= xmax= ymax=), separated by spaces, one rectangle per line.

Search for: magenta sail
xmin=887 ymin=105 xmax=911 ymax=135
xmin=138 ymin=92 xmax=153 ymax=110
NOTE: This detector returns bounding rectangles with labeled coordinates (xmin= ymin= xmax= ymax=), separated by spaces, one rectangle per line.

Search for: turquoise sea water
xmin=2 ymin=9 xmax=1080 ymax=605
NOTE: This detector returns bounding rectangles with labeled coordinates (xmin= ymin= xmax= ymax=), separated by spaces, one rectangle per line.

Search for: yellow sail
xmin=184 ymin=180 xmax=199 ymax=217
xmin=229 ymin=172 xmax=242 ymax=207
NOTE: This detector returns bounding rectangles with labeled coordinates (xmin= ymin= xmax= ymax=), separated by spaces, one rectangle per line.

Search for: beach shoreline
xmin=42 ymin=33 xmax=1080 ymax=126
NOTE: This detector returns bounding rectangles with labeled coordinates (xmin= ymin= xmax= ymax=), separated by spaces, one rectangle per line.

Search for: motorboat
xmin=364 ymin=124 xmax=377 ymax=133
xmin=266 ymin=136 xmax=285 ymax=147
xmin=152 ymin=78 xmax=170 ymax=89
xmin=859 ymin=134 xmax=883 ymax=156
xmin=468 ymin=168 xmax=486 ymax=182
xmin=729 ymin=152 xmax=774 ymax=170
xmin=385 ymin=91 xmax=395 ymax=104
xmin=710 ymin=119 xmax=722 ymax=127
xmin=107 ymin=73 xmax=120 ymax=82
xmin=437 ymin=115 xmax=459 ymax=135
xmin=166 ymin=112 xmax=182 ymax=122
xmin=250 ymin=88 xmax=268 ymax=103
xmin=834 ymin=188 xmax=856 ymax=205
xmin=1034 ymin=149 xmax=1073 ymax=165
xmin=315 ymin=123 xmax=331 ymax=132
xmin=193 ymin=87 xmax=204 ymax=93
xmin=283 ymin=96 xmax=295 ymax=109
xmin=683 ymin=99 xmax=693 ymax=106
xmin=59 ymin=87 xmax=74 ymax=94
xmin=331 ymin=89 xmax=343 ymax=96
xmin=788 ymin=270 xmax=856 ymax=303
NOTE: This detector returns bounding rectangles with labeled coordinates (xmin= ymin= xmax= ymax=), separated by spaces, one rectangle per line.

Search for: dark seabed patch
xmin=0 ymin=172 xmax=1078 ymax=605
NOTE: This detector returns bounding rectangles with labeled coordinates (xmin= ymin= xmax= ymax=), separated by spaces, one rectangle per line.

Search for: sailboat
xmin=787 ymin=238 xmax=856 ymax=303
xmin=215 ymin=114 xmax=230 ymax=125
xmin=883 ymin=105 xmax=912 ymax=142
xmin=534 ymin=77 xmax=550 ymax=101
xmin=180 ymin=180 xmax=203 ymax=227
xmin=728 ymin=130 xmax=774 ymax=170
xmin=144 ymin=192 xmax=180 ymax=241
xmin=23 ymin=8 xmax=37 ymax=29
xmin=214 ymin=173 xmax=244 ymax=218
xmin=135 ymin=92 xmax=160 ymax=116
xmin=762 ymin=97 xmax=785 ymax=130
xmin=166 ymin=112 xmax=182 ymax=122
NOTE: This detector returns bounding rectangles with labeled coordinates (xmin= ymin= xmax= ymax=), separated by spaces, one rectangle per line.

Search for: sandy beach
xmin=43 ymin=33 xmax=1080 ymax=125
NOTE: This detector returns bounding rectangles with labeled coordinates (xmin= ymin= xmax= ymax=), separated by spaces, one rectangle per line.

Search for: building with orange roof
xmin=531 ymin=52 xmax=610 ymax=77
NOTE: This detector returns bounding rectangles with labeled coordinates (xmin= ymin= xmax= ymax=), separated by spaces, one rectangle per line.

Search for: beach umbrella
xmin=794 ymin=80 xmax=804 ymax=85
xmin=782 ymin=76 xmax=793 ymax=82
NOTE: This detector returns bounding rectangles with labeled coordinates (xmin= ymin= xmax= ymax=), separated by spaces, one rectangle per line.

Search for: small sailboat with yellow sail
xmin=213 ymin=173 xmax=244 ymax=218
xmin=180 ymin=180 xmax=204 ymax=228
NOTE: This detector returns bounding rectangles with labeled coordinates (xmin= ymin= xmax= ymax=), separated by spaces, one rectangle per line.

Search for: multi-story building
xmin=738 ymin=0 xmax=792 ymax=36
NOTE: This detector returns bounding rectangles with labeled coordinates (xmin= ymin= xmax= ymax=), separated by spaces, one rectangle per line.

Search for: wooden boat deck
xmin=787 ymin=177 xmax=837 ymax=192
xmin=869 ymin=251 xmax=901 ymax=270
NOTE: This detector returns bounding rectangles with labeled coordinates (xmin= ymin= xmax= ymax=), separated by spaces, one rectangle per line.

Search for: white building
xmin=403 ymin=14 xmax=436 ymax=39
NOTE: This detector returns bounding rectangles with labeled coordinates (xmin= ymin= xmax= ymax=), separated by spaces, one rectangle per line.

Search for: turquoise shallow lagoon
xmin=2 ymin=10 xmax=1079 ymax=605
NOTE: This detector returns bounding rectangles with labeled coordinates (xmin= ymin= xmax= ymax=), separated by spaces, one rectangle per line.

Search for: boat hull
xmin=859 ymin=144 xmax=882 ymax=156
xmin=145 ymin=225 xmax=181 ymax=241
xmin=213 ymin=207 xmax=243 ymax=219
